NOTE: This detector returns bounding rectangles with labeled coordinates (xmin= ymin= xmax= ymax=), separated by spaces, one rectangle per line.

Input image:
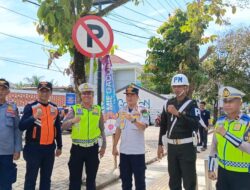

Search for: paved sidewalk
xmin=13 ymin=126 xmax=160 ymax=190
xmin=147 ymin=132 xmax=217 ymax=190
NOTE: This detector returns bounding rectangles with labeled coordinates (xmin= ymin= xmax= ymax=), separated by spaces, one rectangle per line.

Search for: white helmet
xmin=78 ymin=83 xmax=94 ymax=92
xmin=171 ymin=74 xmax=189 ymax=86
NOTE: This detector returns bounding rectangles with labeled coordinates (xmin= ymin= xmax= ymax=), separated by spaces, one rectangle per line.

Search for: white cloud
xmin=0 ymin=4 xmax=39 ymax=38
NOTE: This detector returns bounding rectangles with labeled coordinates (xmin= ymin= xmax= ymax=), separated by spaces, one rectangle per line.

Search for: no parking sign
xmin=72 ymin=15 xmax=114 ymax=58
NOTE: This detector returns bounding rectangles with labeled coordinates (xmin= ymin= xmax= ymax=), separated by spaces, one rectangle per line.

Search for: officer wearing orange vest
xmin=19 ymin=81 xmax=62 ymax=190
xmin=208 ymin=86 xmax=250 ymax=190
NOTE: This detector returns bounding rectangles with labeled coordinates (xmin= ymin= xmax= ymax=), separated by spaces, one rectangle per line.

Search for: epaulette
xmin=27 ymin=100 xmax=37 ymax=106
xmin=139 ymin=106 xmax=148 ymax=113
xmin=7 ymin=101 xmax=17 ymax=109
xmin=217 ymin=115 xmax=226 ymax=121
xmin=241 ymin=114 xmax=250 ymax=122
xmin=48 ymin=101 xmax=58 ymax=107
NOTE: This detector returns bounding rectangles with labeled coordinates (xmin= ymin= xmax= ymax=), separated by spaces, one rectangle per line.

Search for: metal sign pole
xmin=97 ymin=2 xmax=102 ymax=106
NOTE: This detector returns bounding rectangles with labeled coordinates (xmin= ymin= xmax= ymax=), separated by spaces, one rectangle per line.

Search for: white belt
xmin=167 ymin=137 xmax=193 ymax=145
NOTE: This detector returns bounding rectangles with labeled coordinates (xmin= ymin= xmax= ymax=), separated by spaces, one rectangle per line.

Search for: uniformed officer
xmin=157 ymin=74 xmax=200 ymax=190
xmin=0 ymin=78 xmax=22 ymax=190
xmin=112 ymin=84 xmax=149 ymax=190
xmin=208 ymin=86 xmax=250 ymax=190
xmin=62 ymin=83 xmax=106 ymax=190
xmin=198 ymin=101 xmax=210 ymax=151
xmin=19 ymin=81 xmax=62 ymax=190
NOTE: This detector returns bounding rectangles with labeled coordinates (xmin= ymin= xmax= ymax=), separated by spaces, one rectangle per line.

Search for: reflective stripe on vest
xmin=32 ymin=103 xmax=58 ymax=145
xmin=216 ymin=117 xmax=250 ymax=173
xmin=71 ymin=104 xmax=101 ymax=147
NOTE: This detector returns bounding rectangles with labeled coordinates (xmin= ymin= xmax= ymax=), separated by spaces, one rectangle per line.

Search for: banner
xmin=65 ymin=93 xmax=76 ymax=106
xmin=102 ymin=55 xmax=119 ymax=135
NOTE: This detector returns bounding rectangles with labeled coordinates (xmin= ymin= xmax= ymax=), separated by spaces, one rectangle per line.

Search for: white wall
xmin=114 ymin=69 xmax=136 ymax=90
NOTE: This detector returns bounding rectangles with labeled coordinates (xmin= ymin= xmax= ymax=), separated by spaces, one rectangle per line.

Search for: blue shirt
xmin=200 ymin=109 xmax=210 ymax=126
xmin=0 ymin=102 xmax=22 ymax=155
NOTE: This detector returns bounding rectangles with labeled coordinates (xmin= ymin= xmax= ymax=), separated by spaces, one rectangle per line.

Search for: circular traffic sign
xmin=72 ymin=15 xmax=114 ymax=58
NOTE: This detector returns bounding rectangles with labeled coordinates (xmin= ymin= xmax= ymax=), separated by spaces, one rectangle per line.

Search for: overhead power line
xmin=0 ymin=5 xmax=39 ymax=21
xmin=0 ymin=31 xmax=56 ymax=49
xmin=0 ymin=56 xmax=65 ymax=70
xmin=23 ymin=0 xmax=40 ymax=6
xmin=156 ymin=0 xmax=170 ymax=12
xmin=1 ymin=5 xmax=151 ymax=43
xmin=173 ymin=0 xmax=184 ymax=9
xmin=163 ymin=0 xmax=176 ymax=10
xmin=115 ymin=32 xmax=148 ymax=45
xmin=123 ymin=5 xmax=164 ymax=23
xmin=106 ymin=15 xmax=156 ymax=35
xmin=110 ymin=12 xmax=159 ymax=29
xmin=117 ymin=48 xmax=146 ymax=59
xmin=0 ymin=57 xmax=63 ymax=73
xmin=144 ymin=0 xmax=166 ymax=20
xmin=112 ymin=29 xmax=151 ymax=39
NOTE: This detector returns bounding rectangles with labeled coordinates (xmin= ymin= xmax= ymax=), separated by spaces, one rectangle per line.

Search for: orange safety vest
xmin=31 ymin=102 xmax=58 ymax=145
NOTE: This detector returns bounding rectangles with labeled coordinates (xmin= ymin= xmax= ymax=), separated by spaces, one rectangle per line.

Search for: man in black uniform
xmin=157 ymin=74 xmax=200 ymax=190
xmin=198 ymin=101 xmax=210 ymax=151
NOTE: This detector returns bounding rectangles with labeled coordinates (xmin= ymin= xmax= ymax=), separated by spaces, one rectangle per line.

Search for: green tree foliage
xmin=200 ymin=27 xmax=250 ymax=102
xmin=143 ymin=0 xmax=239 ymax=96
xmin=33 ymin=0 xmax=140 ymax=96
xmin=24 ymin=75 xmax=44 ymax=87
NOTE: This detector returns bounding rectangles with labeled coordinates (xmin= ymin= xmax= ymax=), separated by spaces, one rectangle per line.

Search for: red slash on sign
xmin=72 ymin=15 xmax=114 ymax=58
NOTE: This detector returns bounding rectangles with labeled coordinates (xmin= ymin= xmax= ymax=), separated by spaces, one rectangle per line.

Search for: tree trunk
xmin=72 ymin=47 xmax=86 ymax=103
xmin=96 ymin=0 xmax=130 ymax=16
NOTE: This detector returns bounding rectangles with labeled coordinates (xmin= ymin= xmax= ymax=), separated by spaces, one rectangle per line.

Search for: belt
xmin=167 ymin=137 xmax=193 ymax=145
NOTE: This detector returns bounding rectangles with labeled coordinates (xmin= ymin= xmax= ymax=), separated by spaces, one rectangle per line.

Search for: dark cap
xmin=124 ymin=84 xmax=139 ymax=95
xmin=37 ymin=81 xmax=52 ymax=91
xmin=0 ymin=78 xmax=9 ymax=89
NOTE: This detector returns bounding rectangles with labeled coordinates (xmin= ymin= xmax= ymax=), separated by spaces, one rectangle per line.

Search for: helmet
xmin=171 ymin=74 xmax=189 ymax=86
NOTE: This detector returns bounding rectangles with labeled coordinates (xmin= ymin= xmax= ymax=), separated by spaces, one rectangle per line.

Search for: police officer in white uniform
xmin=112 ymin=84 xmax=149 ymax=190
xmin=208 ymin=86 xmax=250 ymax=190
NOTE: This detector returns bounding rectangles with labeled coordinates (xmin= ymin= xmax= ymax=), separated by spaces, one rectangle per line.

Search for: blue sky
xmin=0 ymin=0 xmax=249 ymax=86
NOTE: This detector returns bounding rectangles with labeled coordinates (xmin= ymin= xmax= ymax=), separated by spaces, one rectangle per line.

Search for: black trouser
xmin=68 ymin=144 xmax=99 ymax=190
xmin=119 ymin=153 xmax=146 ymax=190
xmin=0 ymin=155 xmax=17 ymax=190
xmin=199 ymin=127 xmax=208 ymax=148
xmin=23 ymin=144 xmax=55 ymax=190
xmin=216 ymin=166 xmax=250 ymax=190
xmin=168 ymin=143 xmax=197 ymax=190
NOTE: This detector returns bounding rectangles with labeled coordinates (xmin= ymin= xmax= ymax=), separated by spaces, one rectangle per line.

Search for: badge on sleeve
xmin=141 ymin=109 xmax=149 ymax=117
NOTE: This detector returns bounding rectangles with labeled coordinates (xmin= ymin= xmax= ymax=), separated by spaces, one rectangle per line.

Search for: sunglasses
xmin=81 ymin=92 xmax=93 ymax=96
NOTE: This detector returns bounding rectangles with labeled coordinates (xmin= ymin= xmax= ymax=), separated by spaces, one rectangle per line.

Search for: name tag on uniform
xmin=6 ymin=105 xmax=15 ymax=116
xmin=76 ymin=108 xmax=83 ymax=115
xmin=50 ymin=107 xmax=56 ymax=115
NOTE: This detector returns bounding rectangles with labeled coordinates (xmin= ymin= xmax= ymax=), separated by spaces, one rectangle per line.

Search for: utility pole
xmin=94 ymin=0 xmax=118 ymax=106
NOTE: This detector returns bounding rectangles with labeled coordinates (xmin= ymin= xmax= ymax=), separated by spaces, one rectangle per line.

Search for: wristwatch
xmin=131 ymin=118 xmax=137 ymax=123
